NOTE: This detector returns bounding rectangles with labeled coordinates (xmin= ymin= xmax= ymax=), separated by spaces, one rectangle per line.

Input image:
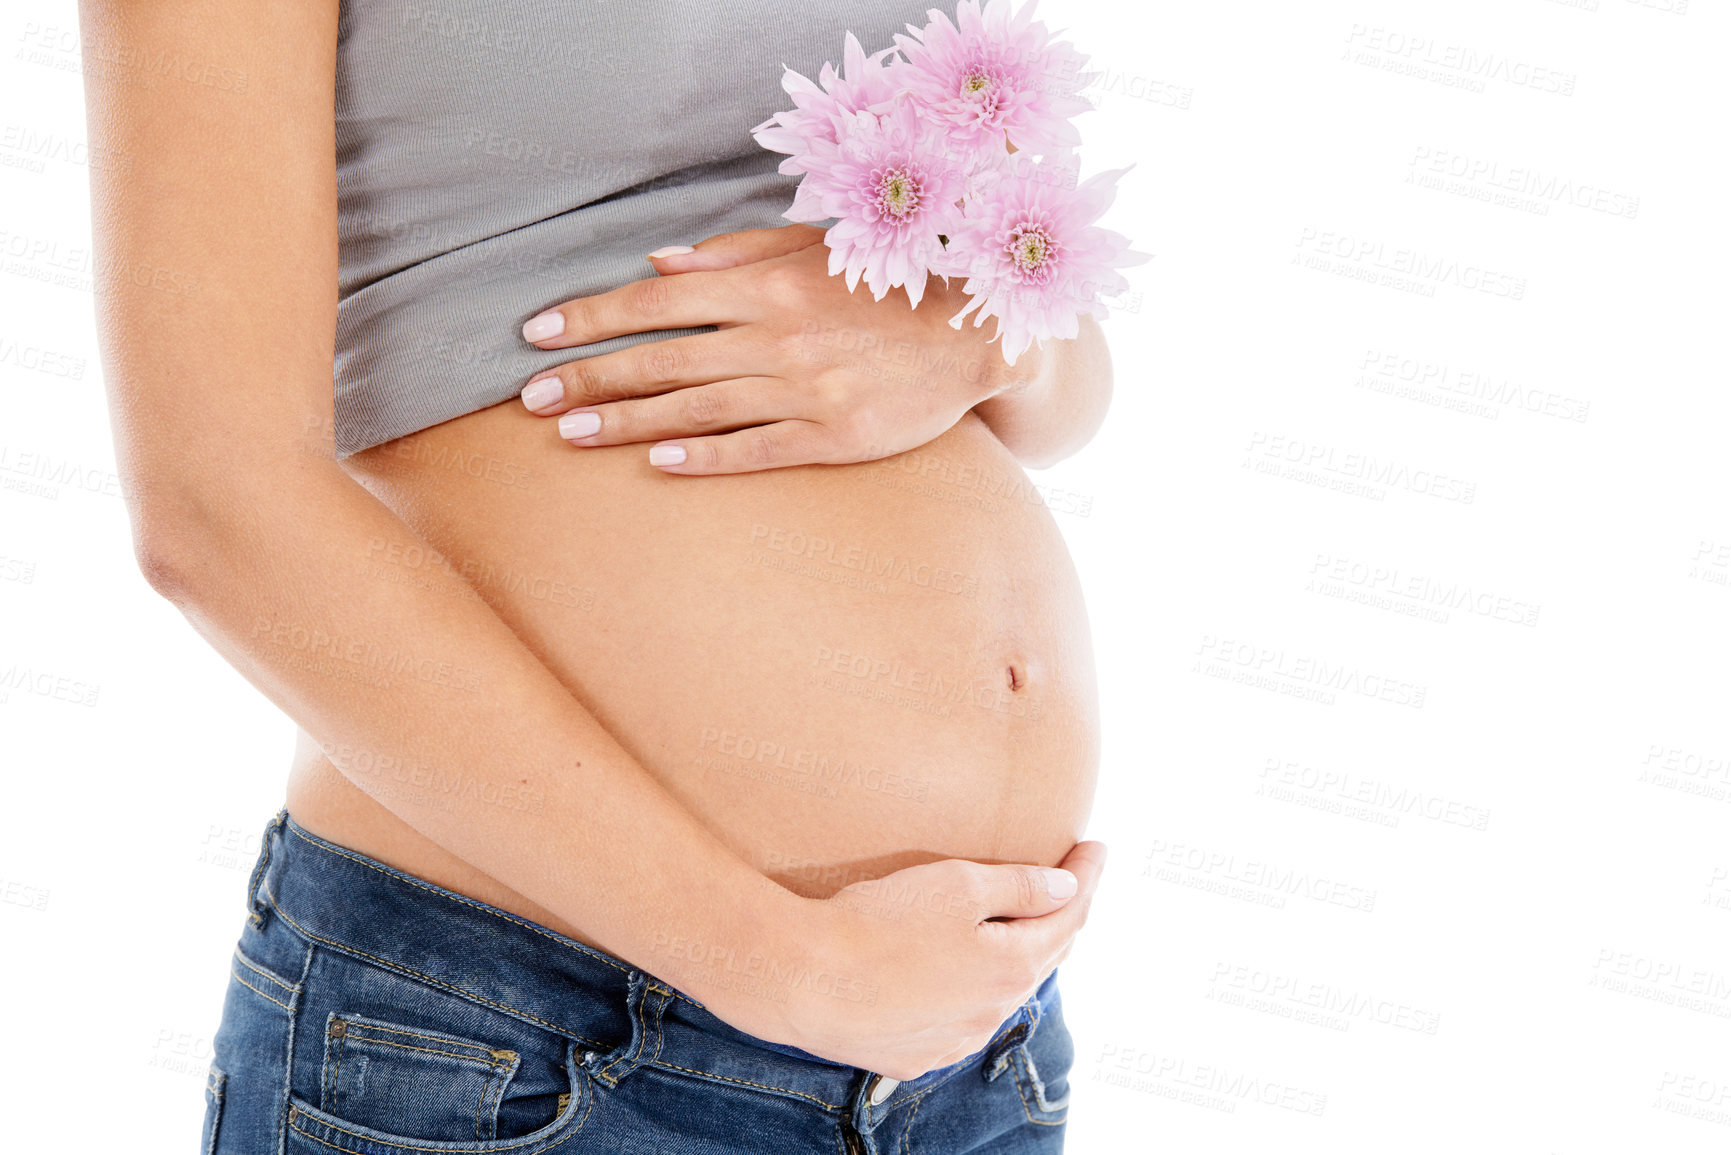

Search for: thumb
xmin=646 ymin=225 xmax=827 ymax=274
xmin=1053 ymin=840 xmax=1108 ymax=907
xmin=968 ymin=841 xmax=1108 ymax=921
xmin=966 ymin=860 xmax=1086 ymax=921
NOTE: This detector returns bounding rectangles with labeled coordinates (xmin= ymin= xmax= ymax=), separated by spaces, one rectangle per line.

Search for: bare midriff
xmin=284 ymin=395 xmax=1099 ymax=953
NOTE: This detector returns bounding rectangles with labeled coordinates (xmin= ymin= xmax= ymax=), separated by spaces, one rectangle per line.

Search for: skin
xmin=508 ymin=222 xmax=1113 ymax=473
xmin=79 ymin=0 xmax=1114 ymax=1084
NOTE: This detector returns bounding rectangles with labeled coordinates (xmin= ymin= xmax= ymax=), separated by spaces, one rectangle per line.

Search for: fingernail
xmin=648 ymin=444 xmax=687 ymax=467
xmin=559 ymin=411 xmax=601 ymax=439
xmin=647 ymin=245 xmax=695 ymax=259
xmin=520 ymin=377 xmax=563 ymax=412
xmin=522 ymin=311 xmax=565 ymax=342
xmin=1041 ymin=868 xmax=1077 ymax=900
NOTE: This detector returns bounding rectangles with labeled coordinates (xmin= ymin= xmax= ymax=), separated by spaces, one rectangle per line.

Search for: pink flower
xmin=893 ymin=0 xmax=1096 ymax=160
xmin=748 ymin=1 xmax=1143 ymax=363
xmin=783 ymin=99 xmax=971 ymax=308
xmin=938 ymin=151 xmax=1148 ymax=364
xmin=751 ymin=32 xmax=902 ymax=177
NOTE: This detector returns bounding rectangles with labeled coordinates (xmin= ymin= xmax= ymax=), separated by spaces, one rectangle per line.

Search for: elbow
xmin=131 ymin=518 xmax=210 ymax=604
xmin=1072 ymin=320 xmax=1115 ymax=447
xmin=124 ymin=479 xmax=246 ymax=604
xmin=132 ymin=536 xmax=176 ymax=598
xmin=1012 ymin=441 xmax=1078 ymax=472
xmin=1023 ymin=356 xmax=1114 ymax=470
xmin=122 ymin=457 xmax=344 ymax=601
xmin=1011 ymin=423 xmax=1100 ymax=471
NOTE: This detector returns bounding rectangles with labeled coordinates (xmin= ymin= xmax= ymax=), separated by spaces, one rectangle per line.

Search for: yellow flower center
xmin=877 ymin=168 xmax=920 ymax=219
xmin=1014 ymin=232 xmax=1048 ymax=268
xmin=1004 ymin=223 xmax=1058 ymax=283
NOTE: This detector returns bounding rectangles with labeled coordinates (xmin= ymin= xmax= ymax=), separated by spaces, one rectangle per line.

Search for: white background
xmin=3 ymin=0 xmax=1728 ymax=1152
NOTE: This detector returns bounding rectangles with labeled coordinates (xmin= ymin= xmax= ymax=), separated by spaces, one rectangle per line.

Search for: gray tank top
xmin=331 ymin=0 xmax=934 ymax=457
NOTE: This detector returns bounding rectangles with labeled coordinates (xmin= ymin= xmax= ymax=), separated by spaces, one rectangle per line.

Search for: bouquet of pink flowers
xmin=752 ymin=0 xmax=1147 ymax=365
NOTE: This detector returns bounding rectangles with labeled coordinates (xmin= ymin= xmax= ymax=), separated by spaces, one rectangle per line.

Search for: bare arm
xmin=971 ymin=314 xmax=1115 ymax=470
xmin=79 ymin=0 xmax=797 ymax=1015
xmin=79 ymin=0 xmax=1102 ymax=1081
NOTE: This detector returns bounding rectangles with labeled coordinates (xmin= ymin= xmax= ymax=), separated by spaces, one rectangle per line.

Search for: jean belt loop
xmin=982 ymin=999 xmax=1038 ymax=1084
xmin=244 ymin=807 xmax=289 ymax=928
xmin=590 ymin=970 xmax=673 ymax=1088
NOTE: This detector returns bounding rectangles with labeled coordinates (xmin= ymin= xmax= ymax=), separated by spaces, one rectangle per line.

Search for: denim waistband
xmin=246 ymin=808 xmax=1054 ymax=1129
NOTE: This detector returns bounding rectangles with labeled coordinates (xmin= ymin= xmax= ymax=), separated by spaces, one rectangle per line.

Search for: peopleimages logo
xmin=1342 ymin=25 xmax=1577 ymax=96
xmin=1307 ymin=552 xmax=1541 ymax=628
xmin=1194 ymin=633 xmax=1428 ymax=709
xmin=1356 ymin=348 xmax=1591 ymax=424
xmin=1243 ymin=431 xmax=1478 ymax=505
xmin=1294 ymin=228 xmax=1526 ymax=301
xmin=1408 ymin=146 xmax=1640 ymax=220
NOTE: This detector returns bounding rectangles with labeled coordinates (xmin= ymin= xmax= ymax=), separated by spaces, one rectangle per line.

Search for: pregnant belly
xmin=285 ymin=397 xmax=1100 ymax=949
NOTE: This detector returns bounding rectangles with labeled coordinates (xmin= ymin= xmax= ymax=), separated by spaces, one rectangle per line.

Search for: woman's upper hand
xmin=515 ymin=225 xmax=1024 ymax=474
xmin=704 ymin=841 xmax=1107 ymax=1082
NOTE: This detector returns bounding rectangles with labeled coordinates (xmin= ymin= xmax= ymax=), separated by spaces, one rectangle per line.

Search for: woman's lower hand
xmin=712 ymin=841 xmax=1107 ymax=1082
xmin=515 ymin=225 xmax=1026 ymax=474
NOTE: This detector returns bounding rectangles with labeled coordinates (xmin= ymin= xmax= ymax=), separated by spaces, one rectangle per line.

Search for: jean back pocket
xmin=320 ymin=1013 xmax=522 ymax=1141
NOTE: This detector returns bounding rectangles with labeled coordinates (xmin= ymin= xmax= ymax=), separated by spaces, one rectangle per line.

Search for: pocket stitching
xmin=641 ymin=1059 xmax=848 ymax=1111
xmin=264 ymin=885 xmax=607 ymax=1049
xmin=230 ymin=964 xmax=295 ymax=1012
xmin=1008 ymin=1048 xmax=1068 ymax=1126
xmin=288 ymin=1067 xmax=593 ymax=1155
xmin=320 ymin=1012 xmax=523 ymax=1137
xmin=203 ymin=1063 xmax=228 ymax=1155
xmin=346 ymin=1035 xmax=510 ymax=1066
xmin=234 ymin=948 xmax=298 ymax=993
xmin=342 ymin=1019 xmax=513 ymax=1062
xmin=474 ymin=1066 xmax=491 ymax=1142
xmin=349 ymin=1019 xmax=516 ymax=1141
xmin=478 ymin=1059 xmax=517 ymax=1142
xmin=326 ymin=1017 xmax=345 ymax=1118
xmin=898 ymin=1086 xmax=934 ymax=1155
xmin=231 ymin=945 xmax=301 ymax=1014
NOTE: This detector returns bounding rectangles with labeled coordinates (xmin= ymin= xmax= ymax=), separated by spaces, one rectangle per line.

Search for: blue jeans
xmin=201 ymin=809 xmax=1073 ymax=1153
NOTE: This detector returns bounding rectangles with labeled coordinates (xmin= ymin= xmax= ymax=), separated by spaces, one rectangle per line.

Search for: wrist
xmin=759 ymin=888 xmax=853 ymax=1050
xmin=651 ymin=872 xmax=833 ymax=1043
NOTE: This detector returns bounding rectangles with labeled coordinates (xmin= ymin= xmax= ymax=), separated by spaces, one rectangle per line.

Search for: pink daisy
xmin=751 ymin=33 xmax=902 ymax=178
xmin=783 ymin=99 xmax=971 ymax=308
xmin=892 ymin=0 xmax=1097 ymax=160
xmin=938 ymin=151 xmax=1148 ymax=364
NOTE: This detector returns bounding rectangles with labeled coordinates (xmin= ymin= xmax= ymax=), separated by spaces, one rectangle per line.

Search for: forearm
xmin=970 ymin=314 xmax=1114 ymax=469
xmin=76 ymin=0 xmax=805 ymax=1015
xmin=148 ymin=463 xmax=807 ymax=1004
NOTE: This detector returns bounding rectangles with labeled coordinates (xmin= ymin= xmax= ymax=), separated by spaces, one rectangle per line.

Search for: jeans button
xmin=867 ymin=1074 xmax=899 ymax=1106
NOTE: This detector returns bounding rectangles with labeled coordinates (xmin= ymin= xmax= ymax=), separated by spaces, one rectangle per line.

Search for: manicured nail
xmin=520 ymin=377 xmax=563 ymax=412
xmin=559 ymin=411 xmax=601 ymax=439
xmin=648 ymin=444 xmax=687 ymax=467
xmin=647 ymin=245 xmax=695 ymax=259
xmin=1041 ymin=868 xmax=1078 ymax=900
xmin=522 ymin=311 xmax=564 ymax=342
